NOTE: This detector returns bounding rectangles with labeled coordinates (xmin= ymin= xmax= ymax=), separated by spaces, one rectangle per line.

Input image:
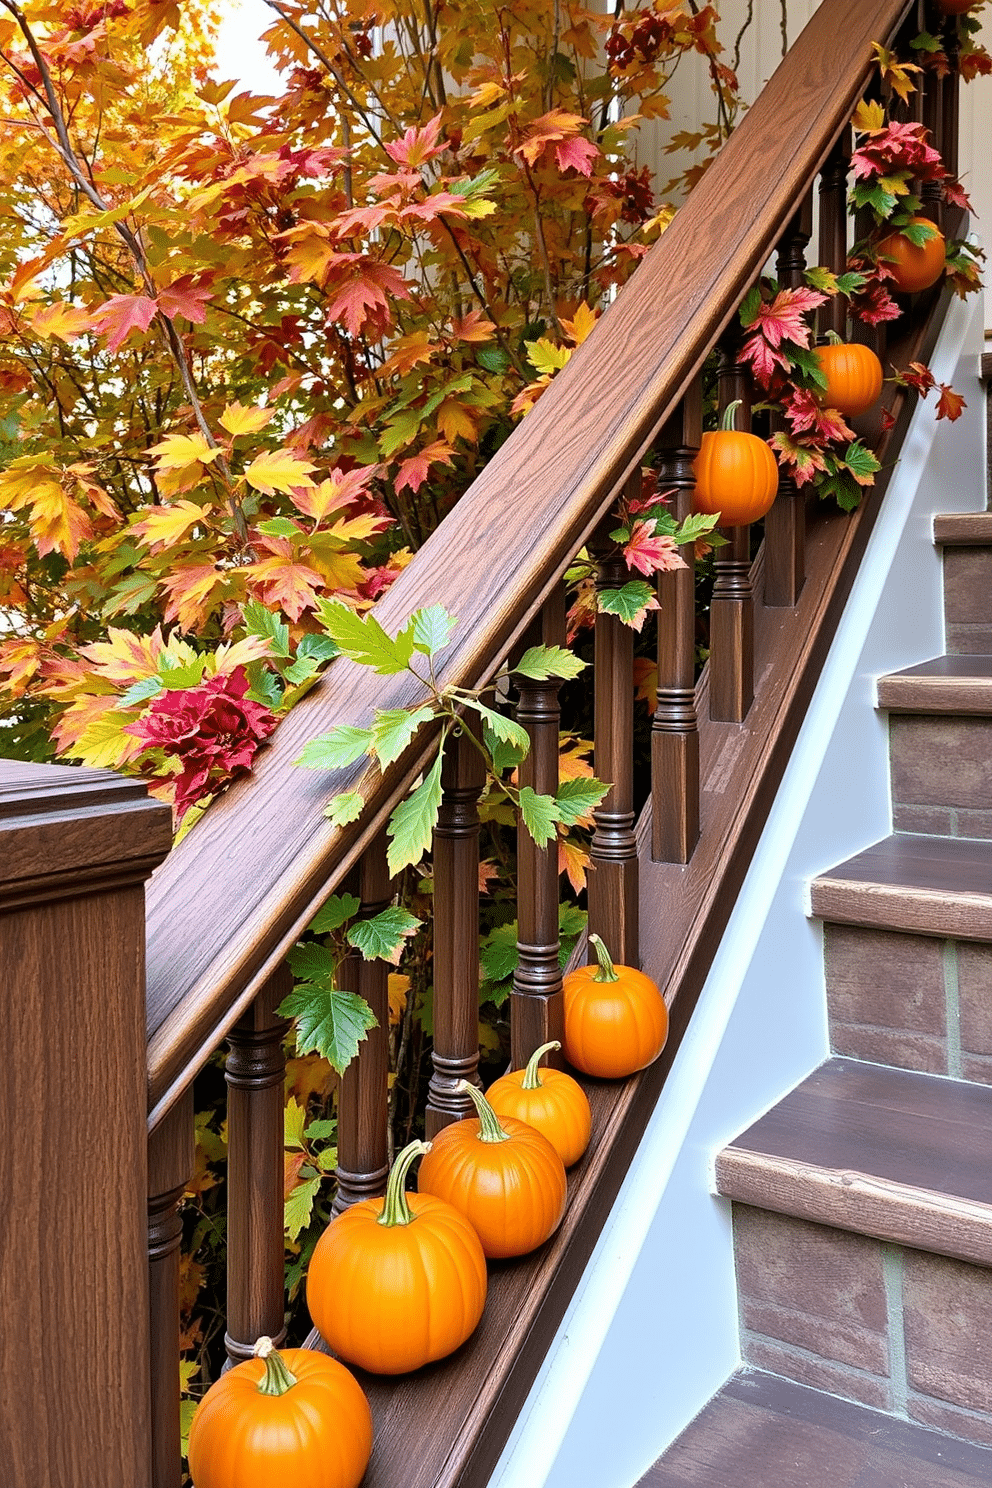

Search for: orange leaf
xmin=395 ymin=439 xmax=455 ymax=495
xmin=936 ymin=384 xmax=966 ymax=421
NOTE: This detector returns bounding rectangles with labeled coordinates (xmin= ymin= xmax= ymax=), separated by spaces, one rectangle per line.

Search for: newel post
xmin=0 ymin=760 xmax=172 ymax=1488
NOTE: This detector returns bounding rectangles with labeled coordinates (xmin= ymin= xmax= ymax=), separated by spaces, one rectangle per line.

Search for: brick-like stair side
xmin=934 ymin=516 xmax=992 ymax=652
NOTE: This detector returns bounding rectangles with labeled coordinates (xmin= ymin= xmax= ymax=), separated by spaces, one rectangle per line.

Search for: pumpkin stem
xmin=589 ymin=933 xmax=620 ymax=984
xmin=378 ymin=1138 xmax=432 ymax=1227
xmin=719 ymin=398 xmax=744 ymax=433
xmin=521 ymin=1040 xmax=561 ymax=1090
xmin=456 ymin=1079 xmax=510 ymax=1143
xmin=253 ymin=1337 xmax=298 ymax=1396
xmin=823 ymin=329 xmax=844 ymax=345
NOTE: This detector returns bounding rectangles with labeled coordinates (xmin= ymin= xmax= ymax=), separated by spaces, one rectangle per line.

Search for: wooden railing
xmin=0 ymin=0 xmax=968 ymax=1482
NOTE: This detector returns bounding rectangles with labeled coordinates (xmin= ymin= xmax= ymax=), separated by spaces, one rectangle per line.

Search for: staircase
xmin=638 ymin=360 xmax=992 ymax=1484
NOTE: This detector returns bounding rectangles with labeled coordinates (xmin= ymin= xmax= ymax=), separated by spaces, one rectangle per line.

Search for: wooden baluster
xmin=818 ymin=129 xmax=851 ymax=342
xmin=709 ymin=338 xmax=755 ymax=723
xmin=766 ymin=192 xmax=813 ymax=608
xmin=921 ymin=24 xmax=945 ymax=228
xmin=426 ymin=714 xmax=486 ymax=1136
xmin=940 ymin=12 xmax=960 ymax=182
xmin=652 ymin=385 xmax=701 ymax=864
xmin=588 ymin=495 xmax=638 ymax=965
xmin=224 ymin=967 xmax=291 ymax=1367
xmin=511 ymin=586 xmax=566 ymax=1068
xmin=332 ymin=836 xmax=391 ymax=1213
xmin=148 ymin=1089 xmax=195 ymax=1488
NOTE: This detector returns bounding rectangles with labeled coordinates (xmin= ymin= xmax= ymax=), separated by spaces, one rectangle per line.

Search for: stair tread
xmin=637 ymin=1371 xmax=992 ymax=1486
xmin=934 ymin=512 xmax=992 ymax=546
xmin=878 ymin=654 xmax=992 ymax=713
xmin=810 ymin=834 xmax=992 ymax=940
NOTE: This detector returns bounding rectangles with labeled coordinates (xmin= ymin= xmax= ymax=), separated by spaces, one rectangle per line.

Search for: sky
xmin=212 ymin=0 xmax=284 ymax=95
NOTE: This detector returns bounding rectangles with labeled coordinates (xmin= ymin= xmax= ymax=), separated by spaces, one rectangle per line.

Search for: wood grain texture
xmin=148 ymin=1088 xmax=195 ymax=1488
xmin=638 ymin=1369 xmax=992 ymax=1487
xmin=877 ymin=654 xmax=992 ymax=713
xmin=934 ymin=512 xmax=992 ymax=545
xmin=144 ymin=0 xmax=915 ymax=1126
xmin=716 ymin=1058 xmax=992 ymax=1266
xmin=810 ymin=834 xmax=992 ymax=939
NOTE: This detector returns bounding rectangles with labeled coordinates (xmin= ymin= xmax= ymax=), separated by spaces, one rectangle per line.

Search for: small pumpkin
xmin=187 ymin=1336 xmax=372 ymax=1488
xmin=876 ymin=217 xmax=946 ymax=294
xmin=812 ymin=337 xmax=883 ymax=417
xmin=418 ymin=1079 xmax=567 ymax=1259
xmin=937 ymin=0 xmax=975 ymax=14
xmin=306 ymin=1138 xmax=487 ymax=1374
xmin=487 ymin=1040 xmax=591 ymax=1167
xmin=692 ymin=399 xmax=779 ymax=526
xmin=563 ymin=934 xmax=668 ymax=1079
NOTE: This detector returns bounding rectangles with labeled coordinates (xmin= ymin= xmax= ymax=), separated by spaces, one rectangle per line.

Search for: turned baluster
xmin=766 ymin=193 xmax=813 ymax=608
xmin=426 ymin=714 xmax=487 ymax=1136
xmin=818 ymin=129 xmax=851 ymax=342
xmin=939 ymin=12 xmax=960 ymax=182
xmin=588 ymin=495 xmax=638 ymax=965
xmin=709 ymin=339 xmax=755 ymax=723
xmin=331 ymin=835 xmax=391 ymax=1213
xmin=224 ymin=967 xmax=291 ymax=1366
xmin=148 ymin=1089 xmax=194 ymax=1488
xmin=511 ymin=586 xmax=566 ymax=1068
xmin=652 ymin=386 xmax=701 ymax=863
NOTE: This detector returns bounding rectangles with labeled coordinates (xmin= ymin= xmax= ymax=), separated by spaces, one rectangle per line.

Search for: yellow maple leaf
xmin=132 ymin=499 xmax=211 ymax=550
xmin=150 ymin=431 xmax=221 ymax=473
xmin=63 ymin=708 xmax=149 ymax=771
xmin=28 ymin=481 xmax=93 ymax=561
xmin=853 ymin=98 xmax=886 ymax=133
xmin=524 ymin=338 xmax=572 ymax=377
xmin=81 ymin=626 xmax=164 ymax=684
xmin=29 ymin=301 xmax=92 ymax=340
xmin=219 ymin=401 xmax=274 ymax=438
xmin=561 ymin=302 xmax=598 ymax=346
xmin=436 ymin=396 xmax=478 ymax=445
xmin=303 ymin=541 xmax=366 ymax=593
xmin=388 ymin=973 xmax=411 ymax=1026
xmin=243 ymin=449 xmax=316 ymax=496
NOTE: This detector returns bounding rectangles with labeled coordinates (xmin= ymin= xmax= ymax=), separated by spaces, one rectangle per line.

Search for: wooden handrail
xmin=145 ymin=0 xmax=913 ymax=1127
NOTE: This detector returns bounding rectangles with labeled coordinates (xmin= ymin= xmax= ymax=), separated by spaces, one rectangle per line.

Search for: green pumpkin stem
xmin=522 ymin=1040 xmax=561 ymax=1090
xmin=456 ymin=1078 xmax=510 ymax=1143
xmin=253 ymin=1337 xmax=298 ymax=1396
xmin=378 ymin=1139 xmax=432 ymax=1227
xmin=589 ymin=933 xmax=620 ymax=984
xmin=719 ymin=398 xmax=744 ymax=432
xmin=823 ymin=329 xmax=844 ymax=345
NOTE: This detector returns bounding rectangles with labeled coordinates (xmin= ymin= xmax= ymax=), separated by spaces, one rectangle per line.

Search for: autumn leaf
xmin=157 ymin=277 xmax=212 ymax=324
xmin=243 ymin=449 xmax=316 ymax=496
xmin=132 ymin=499 xmax=211 ymax=550
xmin=150 ymin=431 xmax=222 ymax=474
xmin=514 ymin=109 xmax=588 ymax=168
xmin=219 ymin=402 xmax=273 ymax=438
xmin=936 ymin=384 xmax=966 ymax=421
xmin=91 ymin=293 xmax=158 ymax=353
xmin=29 ymin=301 xmax=91 ymax=340
xmin=555 ymin=135 xmax=599 ymax=177
xmin=395 ymin=440 xmax=455 ymax=495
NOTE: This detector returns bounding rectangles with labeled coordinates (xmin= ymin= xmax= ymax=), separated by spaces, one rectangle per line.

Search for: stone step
xmin=810 ymin=833 xmax=992 ymax=941
xmin=638 ymin=1371 xmax=992 ymax=1486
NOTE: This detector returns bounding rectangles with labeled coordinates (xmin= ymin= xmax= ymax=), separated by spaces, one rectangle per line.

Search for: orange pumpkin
xmin=487 ymin=1040 xmax=592 ymax=1168
xmin=563 ymin=934 xmax=668 ymax=1079
xmin=692 ymin=398 xmax=778 ymax=526
xmin=187 ymin=1337 xmax=372 ymax=1488
xmin=876 ymin=217 xmax=946 ymax=294
xmin=813 ymin=340 xmax=883 ymax=417
xmin=937 ymin=0 xmax=974 ymax=13
xmin=418 ymin=1080 xmax=567 ymax=1258
xmin=306 ymin=1138 xmax=487 ymax=1374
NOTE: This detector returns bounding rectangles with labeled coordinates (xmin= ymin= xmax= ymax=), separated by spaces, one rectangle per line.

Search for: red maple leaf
xmin=739 ymin=332 xmax=792 ymax=387
xmin=769 ymin=431 xmax=830 ymax=487
xmin=384 ymin=114 xmax=445 ymax=167
xmin=554 ymin=136 xmax=600 ymax=178
xmin=747 ymin=287 xmax=825 ymax=349
xmin=91 ymin=293 xmax=158 ymax=353
xmin=623 ymin=520 xmax=685 ymax=577
xmin=892 ymin=361 xmax=936 ymax=396
xmin=936 ymin=384 xmax=966 ymax=421
xmin=324 ymin=258 xmax=412 ymax=336
xmin=157 ymin=277 xmax=213 ymax=324
xmin=782 ymin=388 xmax=856 ymax=444
xmin=394 ymin=439 xmax=455 ymax=495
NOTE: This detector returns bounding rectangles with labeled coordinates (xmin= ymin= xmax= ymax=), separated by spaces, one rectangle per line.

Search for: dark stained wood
xmin=877 ymin=654 xmax=992 ymax=713
xmin=638 ymin=1370 xmax=992 ymax=1487
xmin=332 ymin=838 xmax=391 ymax=1212
xmin=817 ymin=129 xmax=851 ymax=339
xmin=810 ymin=833 xmax=992 ymax=940
xmin=588 ymin=501 xmax=639 ymax=966
xmin=143 ymin=0 xmax=916 ymax=1129
xmin=716 ymin=1058 xmax=992 ymax=1266
xmin=709 ymin=340 xmax=755 ymax=722
xmin=765 ymin=195 xmax=813 ymax=608
xmin=0 ymin=761 xmax=169 ymax=1488
xmin=224 ymin=967 xmax=291 ymax=1363
xmin=511 ymin=591 xmax=566 ymax=1068
xmin=940 ymin=15 xmax=960 ymax=182
xmin=653 ymin=388 xmax=702 ymax=863
xmin=426 ymin=719 xmax=487 ymax=1136
xmin=148 ymin=1087 xmax=195 ymax=1488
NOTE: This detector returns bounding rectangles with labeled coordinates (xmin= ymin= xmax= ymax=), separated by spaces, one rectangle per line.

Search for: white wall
xmin=487 ymin=289 xmax=985 ymax=1488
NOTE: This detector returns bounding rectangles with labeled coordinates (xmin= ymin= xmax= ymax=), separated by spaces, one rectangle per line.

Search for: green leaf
xmin=787 ymin=344 xmax=828 ymax=389
xmin=835 ymin=271 xmax=868 ymax=296
xmin=295 ymin=726 xmax=374 ymax=770
xmin=283 ymin=654 xmax=321 ymax=685
xmin=285 ymin=1175 xmax=322 ymax=1242
xmin=257 ymin=516 xmax=302 ymax=537
xmin=296 ymin=633 xmax=339 ymax=663
xmin=347 ymin=906 xmax=420 ymax=963
xmin=371 ymin=705 xmax=436 ymax=769
xmin=483 ymin=724 xmax=527 ymax=775
xmin=316 ymin=1146 xmax=338 ymax=1172
xmin=304 ymin=1118 xmax=336 ymax=1141
xmin=558 ymin=902 xmax=587 ymax=941
xmin=518 ymin=786 xmax=561 ymax=847
xmin=284 ymin=1095 xmax=308 ymax=1149
xmin=738 ymin=284 xmax=762 ymax=328
xmin=116 ymin=675 xmax=163 ymax=709
xmin=286 ymin=940 xmax=338 ymax=984
xmin=513 ymin=644 xmax=587 ymax=681
xmin=901 ymin=217 xmax=941 ymax=248
xmin=412 ymin=604 xmax=458 ymax=656
xmin=324 ymin=791 xmax=365 ymax=827
xmin=910 ymin=29 xmax=941 ymax=52
xmin=245 ymin=663 xmax=283 ymax=709
xmin=243 ymin=599 xmax=291 ymax=658
xmin=308 ymin=892 xmax=361 ymax=934
xmin=843 ymin=440 xmax=882 ymax=481
xmin=466 ymin=699 xmax=531 ymax=756
xmin=279 ymin=984 xmax=378 ymax=1073
xmin=158 ymin=658 xmax=207 ymax=690
xmin=315 ymin=599 xmax=415 ymax=674
xmin=387 ymin=750 xmax=445 ymax=874
xmin=555 ymin=776 xmax=610 ymax=826
xmin=595 ymin=580 xmax=655 ymax=626
xmin=477 ymin=347 xmax=510 ymax=374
